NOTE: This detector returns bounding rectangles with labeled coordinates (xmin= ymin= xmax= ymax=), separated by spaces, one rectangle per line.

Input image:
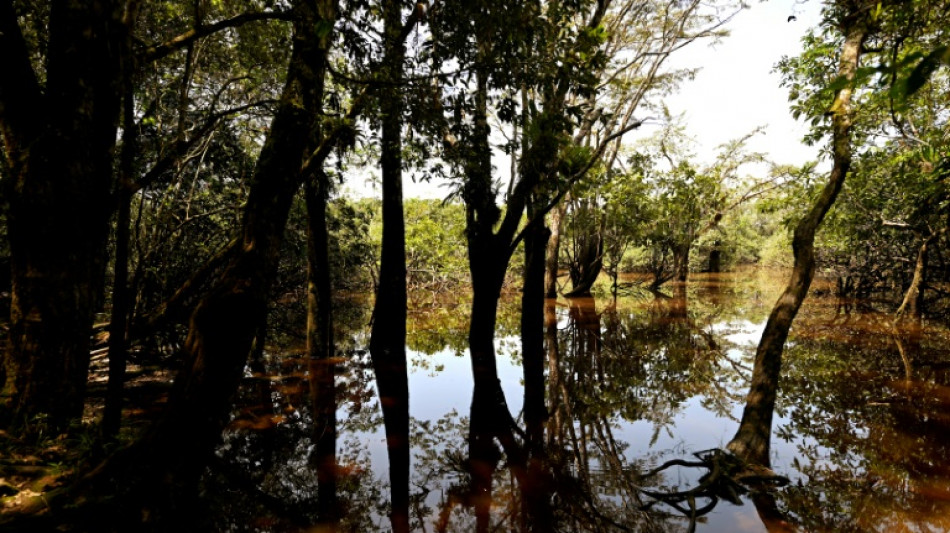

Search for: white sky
xmin=661 ymin=0 xmax=824 ymax=166
xmin=346 ymin=0 xmax=826 ymax=199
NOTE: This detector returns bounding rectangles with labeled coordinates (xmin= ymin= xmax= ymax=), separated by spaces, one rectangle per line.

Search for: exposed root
xmin=638 ymin=448 xmax=790 ymax=531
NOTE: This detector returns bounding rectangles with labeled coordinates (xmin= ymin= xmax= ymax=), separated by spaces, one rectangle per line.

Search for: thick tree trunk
xmin=672 ymin=243 xmax=690 ymax=282
xmin=23 ymin=4 xmax=343 ymax=529
xmin=1 ymin=0 xmax=125 ymax=431
xmin=544 ymin=202 xmax=566 ymax=297
xmin=368 ymin=2 xmax=411 ymax=531
xmin=727 ymin=14 xmax=867 ymax=467
xmin=305 ymin=175 xmax=338 ymax=525
xmin=566 ymin=207 xmax=605 ymax=297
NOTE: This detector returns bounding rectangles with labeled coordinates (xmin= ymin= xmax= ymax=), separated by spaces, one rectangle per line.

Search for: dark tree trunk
xmin=727 ymin=13 xmax=867 ymax=467
xmin=1 ymin=0 xmax=126 ymax=431
xmin=24 ymin=4 xmax=343 ymax=529
xmin=137 ymin=0 xmax=335 ymax=492
xmin=544 ymin=300 xmax=562 ymax=448
xmin=672 ymin=242 xmax=690 ymax=282
xmin=305 ymin=175 xmax=338 ymax=525
xmin=521 ymin=210 xmax=550 ymax=448
xmin=544 ymin=202 xmax=566 ymax=297
xmin=468 ymin=271 xmax=506 ymax=533
xmin=670 ymin=282 xmax=688 ymax=320
xmin=708 ymin=240 xmax=722 ymax=273
xmin=519 ymin=201 xmax=553 ymax=531
xmin=368 ymin=2 xmax=411 ymax=531
xmin=566 ymin=206 xmax=605 ymax=297
xmin=463 ymin=88 xmax=528 ymax=526
xmin=102 ymin=56 xmax=140 ymax=439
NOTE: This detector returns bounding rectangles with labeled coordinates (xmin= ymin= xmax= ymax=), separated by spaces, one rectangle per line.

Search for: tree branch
xmin=509 ymin=119 xmax=644 ymax=255
xmin=140 ymin=10 xmax=292 ymax=64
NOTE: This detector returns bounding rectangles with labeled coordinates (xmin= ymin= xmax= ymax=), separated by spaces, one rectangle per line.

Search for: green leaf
xmin=905 ymin=45 xmax=950 ymax=97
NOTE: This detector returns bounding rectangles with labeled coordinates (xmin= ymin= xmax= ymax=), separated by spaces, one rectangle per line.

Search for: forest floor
xmin=0 ymin=354 xmax=173 ymax=518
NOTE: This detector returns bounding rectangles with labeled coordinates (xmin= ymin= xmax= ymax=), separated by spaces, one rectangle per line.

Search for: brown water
xmin=210 ymin=270 xmax=950 ymax=532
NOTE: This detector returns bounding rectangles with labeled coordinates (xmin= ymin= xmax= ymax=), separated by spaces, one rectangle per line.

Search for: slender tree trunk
xmin=544 ymin=300 xmax=561 ymax=448
xmin=2 ymin=0 xmax=125 ymax=432
xmin=468 ymin=271 xmax=505 ymax=533
xmin=521 ymin=208 xmax=550 ymax=447
xmin=727 ymin=13 xmax=868 ymax=467
xmin=305 ymin=175 xmax=338 ymax=526
xmin=102 ymin=59 xmax=139 ymax=439
xmin=520 ymin=201 xmax=552 ymax=531
xmin=544 ymin=202 xmax=566 ymax=298
xmin=896 ymin=234 xmax=933 ymax=320
xmin=368 ymin=2 xmax=410 ymax=530
xmin=708 ymin=240 xmax=722 ymax=273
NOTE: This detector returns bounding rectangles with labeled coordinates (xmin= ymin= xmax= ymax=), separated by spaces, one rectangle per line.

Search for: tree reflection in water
xmin=207 ymin=272 xmax=950 ymax=532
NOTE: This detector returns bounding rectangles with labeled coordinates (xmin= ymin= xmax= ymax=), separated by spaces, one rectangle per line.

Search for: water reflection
xmin=209 ymin=271 xmax=950 ymax=531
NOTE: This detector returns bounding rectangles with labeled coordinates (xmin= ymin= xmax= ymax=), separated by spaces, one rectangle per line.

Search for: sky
xmin=662 ymin=0 xmax=825 ymax=166
xmin=346 ymin=0 xmax=827 ymax=199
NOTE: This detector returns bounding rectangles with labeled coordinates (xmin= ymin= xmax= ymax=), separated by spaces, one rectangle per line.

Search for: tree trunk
xmin=368 ymin=2 xmax=411 ymax=531
xmin=895 ymin=234 xmax=932 ymax=320
xmin=708 ymin=240 xmax=722 ymax=273
xmin=727 ymin=13 xmax=868 ymax=467
xmin=544 ymin=202 xmax=566 ymax=297
xmin=1 ymin=0 xmax=125 ymax=432
xmin=102 ymin=61 xmax=139 ymax=440
xmin=33 ymin=4 xmax=342 ymax=528
xmin=521 ymin=211 xmax=550 ymax=448
xmin=672 ymin=242 xmax=690 ymax=282
xmin=305 ymin=175 xmax=338 ymax=526
xmin=566 ymin=206 xmax=605 ymax=297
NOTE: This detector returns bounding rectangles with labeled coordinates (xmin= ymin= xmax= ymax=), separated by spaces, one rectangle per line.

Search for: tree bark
xmin=521 ymin=210 xmax=550 ymax=448
xmin=544 ymin=202 xmax=566 ymax=297
xmin=305 ymin=174 xmax=338 ymax=525
xmin=727 ymin=11 xmax=868 ymax=467
xmin=708 ymin=240 xmax=722 ymax=273
xmin=32 ymin=4 xmax=342 ymax=528
xmin=1 ymin=0 xmax=126 ymax=431
xmin=102 ymin=42 xmax=140 ymax=439
xmin=368 ymin=2 xmax=411 ymax=532
xmin=672 ymin=242 xmax=690 ymax=282
xmin=895 ymin=233 xmax=933 ymax=320
xmin=565 ymin=203 xmax=605 ymax=297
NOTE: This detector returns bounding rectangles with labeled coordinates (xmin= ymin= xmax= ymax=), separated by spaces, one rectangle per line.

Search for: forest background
xmin=0 ymin=0 xmax=948 ymax=531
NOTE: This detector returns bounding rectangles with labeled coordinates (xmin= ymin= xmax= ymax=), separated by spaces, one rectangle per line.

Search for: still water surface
xmin=212 ymin=270 xmax=950 ymax=531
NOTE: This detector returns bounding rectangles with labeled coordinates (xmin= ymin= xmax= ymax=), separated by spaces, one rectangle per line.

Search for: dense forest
xmin=1 ymin=0 xmax=949 ymax=531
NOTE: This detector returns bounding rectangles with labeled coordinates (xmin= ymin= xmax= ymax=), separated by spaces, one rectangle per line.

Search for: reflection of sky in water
xmin=218 ymin=274 xmax=950 ymax=531
xmin=337 ymin=283 xmax=950 ymax=531
xmin=352 ymin=317 xmax=789 ymax=532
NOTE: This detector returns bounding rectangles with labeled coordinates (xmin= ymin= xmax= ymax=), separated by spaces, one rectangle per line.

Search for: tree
xmin=0 ymin=0 xmax=292 ymax=433
xmin=9 ymin=2 xmax=349 ymax=529
xmin=0 ymin=0 xmax=127 ymax=431
xmin=727 ymin=0 xmax=873 ymax=468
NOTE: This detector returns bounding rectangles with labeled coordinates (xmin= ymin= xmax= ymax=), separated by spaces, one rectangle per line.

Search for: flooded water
xmin=209 ymin=270 xmax=950 ymax=532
